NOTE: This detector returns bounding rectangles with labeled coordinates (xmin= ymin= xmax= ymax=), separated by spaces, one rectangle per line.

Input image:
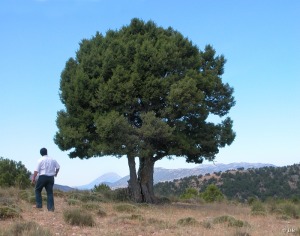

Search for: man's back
xmin=36 ymin=155 xmax=60 ymax=176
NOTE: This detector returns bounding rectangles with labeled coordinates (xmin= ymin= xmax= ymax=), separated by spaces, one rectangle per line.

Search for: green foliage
xmin=56 ymin=18 xmax=235 ymax=159
xmin=177 ymin=217 xmax=199 ymax=226
xmin=180 ymin=188 xmax=199 ymax=200
xmin=18 ymin=190 xmax=46 ymax=204
xmin=67 ymin=198 xmax=81 ymax=206
xmin=97 ymin=208 xmax=107 ymax=217
xmin=0 ymin=157 xmax=31 ymax=189
xmin=80 ymin=202 xmax=107 ymax=217
xmin=0 ymin=205 xmax=21 ymax=219
xmin=281 ymin=202 xmax=300 ymax=219
xmin=113 ymin=203 xmax=137 ymax=213
xmin=55 ymin=18 xmax=235 ymax=203
xmin=1 ymin=221 xmax=52 ymax=236
xmin=155 ymin=164 xmax=300 ymax=202
xmin=251 ymin=201 xmax=267 ymax=216
xmin=233 ymin=231 xmax=251 ymax=236
xmin=200 ymin=184 xmax=224 ymax=202
xmin=92 ymin=183 xmax=111 ymax=193
xmin=68 ymin=191 xmax=103 ymax=202
xmin=63 ymin=208 xmax=95 ymax=227
xmin=110 ymin=188 xmax=130 ymax=202
xmin=213 ymin=215 xmax=250 ymax=228
xmin=271 ymin=201 xmax=300 ymax=219
xmin=201 ymin=220 xmax=213 ymax=229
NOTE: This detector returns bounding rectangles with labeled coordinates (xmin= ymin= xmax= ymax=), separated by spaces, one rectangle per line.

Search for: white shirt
xmin=35 ymin=155 xmax=60 ymax=176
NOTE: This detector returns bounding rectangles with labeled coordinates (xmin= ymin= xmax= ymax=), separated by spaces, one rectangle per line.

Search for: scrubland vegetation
xmin=1 ymin=186 xmax=300 ymax=236
xmin=1 ymin=157 xmax=300 ymax=235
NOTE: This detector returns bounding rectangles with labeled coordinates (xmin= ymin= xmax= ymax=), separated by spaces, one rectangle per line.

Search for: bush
xmin=0 ymin=196 xmax=15 ymax=206
xmin=156 ymin=196 xmax=171 ymax=204
xmin=67 ymin=199 xmax=81 ymax=206
xmin=177 ymin=217 xmax=199 ymax=226
xmin=180 ymin=188 xmax=199 ymax=200
xmin=0 ymin=205 xmax=21 ymax=219
xmin=281 ymin=202 xmax=300 ymax=219
xmin=1 ymin=221 xmax=52 ymax=236
xmin=201 ymin=184 xmax=224 ymax=202
xmin=201 ymin=220 xmax=213 ymax=229
xmin=63 ymin=208 xmax=95 ymax=227
xmin=68 ymin=191 xmax=103 ymax=202
xmin=114 ymin=203 xmax=137 ymax=213
xmin=251 ymin=201 xmax=266 ymax=216
xmin=213 ymin=215 xmax=250 ymax=228
xmin=111 ymin=188 xmax=130 ymax=202
xmin=81 ymin=202 xmax=104 ymax=212
xmin=19 ymin=190 xmax=31 ymax=201
xmin=97 ymin=208 xmax=107 ymax=217
xmin=0 ymin=157 xmax=31 ymax=189
xmin=92 ymin=183 xmax=111 ymax=193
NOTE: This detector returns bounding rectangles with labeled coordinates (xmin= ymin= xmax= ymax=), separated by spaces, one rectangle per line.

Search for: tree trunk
xmin=127 ymin=154 xmax=143 ymax=203
xmin=138 ymin=157 xmax=156 ymax=203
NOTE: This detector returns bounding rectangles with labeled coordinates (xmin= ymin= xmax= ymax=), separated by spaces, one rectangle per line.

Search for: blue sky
xmin=1 ymin=0 xmax=299 ymax=186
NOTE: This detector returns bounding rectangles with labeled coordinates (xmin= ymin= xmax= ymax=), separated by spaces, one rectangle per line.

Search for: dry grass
xmin=0 ymin=188 xmax=300 ymax=236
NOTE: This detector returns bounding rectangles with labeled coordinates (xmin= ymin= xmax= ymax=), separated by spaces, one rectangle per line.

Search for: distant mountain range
xmin=75 ymin=172 xmax=122 ymax=190
xmin=63 ymin=162 xmax=275 ymax=190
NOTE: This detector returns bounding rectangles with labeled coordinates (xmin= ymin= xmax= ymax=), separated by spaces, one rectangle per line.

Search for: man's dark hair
xmin=40 ymin=148 xmax=47 ymax=156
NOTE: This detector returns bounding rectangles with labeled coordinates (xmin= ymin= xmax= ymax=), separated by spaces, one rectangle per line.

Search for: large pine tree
xmin=55 ymin=18 xmax=236 ymax=203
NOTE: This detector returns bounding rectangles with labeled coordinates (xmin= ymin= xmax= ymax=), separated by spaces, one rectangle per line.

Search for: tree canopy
xmin=55 ymin=18 xmax=236 ymax=202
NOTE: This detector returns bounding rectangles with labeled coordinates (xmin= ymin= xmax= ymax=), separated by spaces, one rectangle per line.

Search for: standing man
xmin=32 ymin=148 xmax=60 ymax=211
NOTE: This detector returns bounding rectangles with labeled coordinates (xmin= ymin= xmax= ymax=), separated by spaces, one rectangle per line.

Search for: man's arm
xmin=55 ymin=160 xmax=60 ymax=177
xmin=55 ymin=168 xmax=59 ymax=177
xmin=31 ymin=171 xmax=38 ymax=184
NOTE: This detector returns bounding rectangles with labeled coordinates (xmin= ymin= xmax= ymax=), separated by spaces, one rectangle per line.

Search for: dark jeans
xmin=35 ymin=175 xmax=55 ymax=211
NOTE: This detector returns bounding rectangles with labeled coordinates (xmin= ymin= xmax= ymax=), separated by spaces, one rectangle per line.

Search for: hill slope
xmin=109 ymin=162 xmax=275 ymax=188
xmin=154 ymin=163 xmax=300 ymax=201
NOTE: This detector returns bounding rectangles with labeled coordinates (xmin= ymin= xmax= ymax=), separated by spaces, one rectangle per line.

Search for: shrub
xmin=92 ymin=183 xmax=111 ymax=193
xmin=54 ymin=190 xmax=65 ymax=198
xmin=247 ymin=196 xmax=257 ymax=205
xmin=0 ymin=205 xmax=21 ymax=219
xmin=111 ymin=188 xmax=130 ymax=202
xmin=213 ymin=215 xmax=236 ymax=224
xmin=0 ymin=196 xmax=15 ymax=206
xmin=67 ymin=199 xmax=81 ymax=206
xmin=0 ymin=157 xmax=31 ymax=189
xmin=233 ymin=231 xmax=251 ymax=236
xmin=21 ymin=191 xmax=46 ymax=204
xmin=97 ymin=208 xmax=107 ymax=217
xmin=130 ymin=214 xmax=144 ymax=221
xmin=201 ymin=184 xmax=224 ymax=202
xmin=293 ymin=196 xmax=300 ymax=204
xmin=251 ymin=201 xmax=266 ymax=216
xmin=213 ymin=215 xmax=250 ymax=228
xmin=156 ymin=196 xmax=172 ymax=204
xmin=68 ymin=191 xmax=103 ymax=202
xmin=281 ymin=202 xmax=300 ymax=219
xmin=19 ymin=190 xmax=31 ymax=201
xmin=177 ymin=217 xmax=199 ymax=226
xmin=63 ymin=208 xmax=95 ymax=227
xmin=146 ymin=218 xmax=169 ymax=229
xmin=201 ymin=220 xmax=213 ymax=229
xmin=180 ymin=188 xmax=199 ymax=200
xmin=114 ymin=203 xmax=137 ymax=213
xmin=1 ymin=221 xmax=52 ymax=236
xmin=81 ymin=192 xmax=103 ymax=202
xmin=81 ymin=202 xmax=106 ymax=216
